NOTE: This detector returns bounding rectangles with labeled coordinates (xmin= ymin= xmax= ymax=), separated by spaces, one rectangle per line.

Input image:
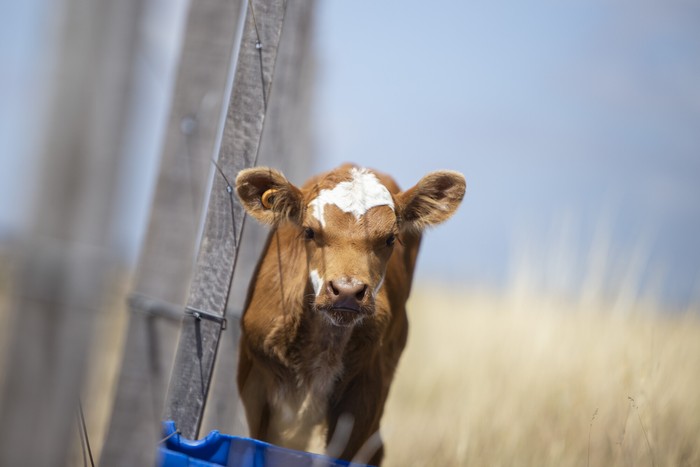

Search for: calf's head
xmin=236 ymin=165 xmax=465 ymax=326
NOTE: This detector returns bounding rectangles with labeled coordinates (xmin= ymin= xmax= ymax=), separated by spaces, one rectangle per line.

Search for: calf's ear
xmin=236 ymin=167 xmax=304 ymax=225
xmin=397 ymin=170 xmax=466 ymax=233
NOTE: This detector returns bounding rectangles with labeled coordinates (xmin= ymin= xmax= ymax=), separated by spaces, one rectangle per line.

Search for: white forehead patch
xmin=308 ymin=167 xmax=394 ymax=227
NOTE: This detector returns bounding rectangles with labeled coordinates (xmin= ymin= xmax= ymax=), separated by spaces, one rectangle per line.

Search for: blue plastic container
xmin=158 ymin=421 xmax=358 ymax=467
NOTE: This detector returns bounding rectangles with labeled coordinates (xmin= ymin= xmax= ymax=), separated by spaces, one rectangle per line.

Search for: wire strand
xmin=211 ymin=157 xmax=238 ymax=248
xmin=77 ymin=399 xmax=95 ymax=467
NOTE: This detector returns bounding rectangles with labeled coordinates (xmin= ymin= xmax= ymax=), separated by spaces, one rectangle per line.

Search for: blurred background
xmin=3 ymin=0 xmax=700 ymax=308
xmin=315 ymin=1 xmax=700 ymax=308
xmin=1 ymin=1 xmax=700 ymax=466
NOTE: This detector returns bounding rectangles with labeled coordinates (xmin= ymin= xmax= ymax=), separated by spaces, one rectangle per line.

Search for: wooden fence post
xmin=163 ymin=0 xmax=288 ymax=440
xmin=199 ymin=0 xmax=317 ymax=437
xmin=99 ymin=0 xmax=246 ymax=465
xmin=0 ymin=0 xmax=143 ymax=465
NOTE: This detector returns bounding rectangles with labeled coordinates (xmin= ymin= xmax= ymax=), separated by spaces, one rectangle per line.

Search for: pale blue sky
xmin=1 ymin=1 xmax=699 ymax=306
xmin=313 ymin=1 xmax=700 ymax=306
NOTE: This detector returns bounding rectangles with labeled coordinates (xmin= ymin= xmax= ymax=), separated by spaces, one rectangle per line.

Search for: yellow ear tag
xmin=261 ymin=188 xmax=278 ymax=209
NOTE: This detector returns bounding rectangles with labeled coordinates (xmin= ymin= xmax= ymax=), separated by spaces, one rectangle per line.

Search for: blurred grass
xmin=382 ymin=285 xmax=700 ymax=467
xmin=0 ymin=254 xmax=129 ymax=465
xmin=3 ymin=251 xmax=699 ymax=466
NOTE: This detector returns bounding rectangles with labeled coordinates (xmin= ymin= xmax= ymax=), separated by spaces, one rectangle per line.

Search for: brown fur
xmin=235 ymin=164 xmax=465 ymax=465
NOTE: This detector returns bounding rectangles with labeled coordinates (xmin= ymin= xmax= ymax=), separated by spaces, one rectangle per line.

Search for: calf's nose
xmin=327 ymin=279 xmax=367 ymax=311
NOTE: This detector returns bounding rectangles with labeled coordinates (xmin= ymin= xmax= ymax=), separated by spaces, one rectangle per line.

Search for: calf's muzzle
xmin=327 ymin=278 xmax=368 ymax=312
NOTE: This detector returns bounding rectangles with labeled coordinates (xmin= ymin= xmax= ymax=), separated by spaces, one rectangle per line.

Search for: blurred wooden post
xmin=200 ymin=0 xmax=317 ymax=436
xmin=163 ymin=0 xmax=288 ymax=439
xmin=0 ymin=0 xmax=143 ymax=465
xmin=99 ymin=0 xmax=245 ymax=465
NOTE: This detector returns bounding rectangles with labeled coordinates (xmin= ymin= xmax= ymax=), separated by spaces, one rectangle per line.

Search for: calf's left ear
xmin=236 ymin=167 xmax=304 ymax=225
xmin=396 ymin=170 xmax=466 ymax=232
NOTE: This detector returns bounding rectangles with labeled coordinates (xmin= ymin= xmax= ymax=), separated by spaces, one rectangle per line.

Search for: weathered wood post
xmin=100 ymin=1 xmax=246 ymax=465
xmin=0 ymin=0 xmax=143 ymax=464
xmin=163 ymin=0 xmax=288 ymax=439
xmin=200 ymin=0 xmax=317 ymax=436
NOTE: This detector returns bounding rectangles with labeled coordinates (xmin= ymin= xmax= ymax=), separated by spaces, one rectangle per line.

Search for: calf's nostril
xmin=327 ymin=281 xmax=339 ymax=296
xmin=355 ymin=285 xmax=367 ymax=301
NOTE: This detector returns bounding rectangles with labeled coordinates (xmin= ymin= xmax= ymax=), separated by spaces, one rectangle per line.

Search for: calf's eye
xmin=304 ymin=227 xmax=315 ymax=240
xmin=386 ymin=234 xmax=396 ymax=247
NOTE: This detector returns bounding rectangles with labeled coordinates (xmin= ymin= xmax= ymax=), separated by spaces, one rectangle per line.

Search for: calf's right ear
xmin=236 ymin=167 xmax=304 ymax=225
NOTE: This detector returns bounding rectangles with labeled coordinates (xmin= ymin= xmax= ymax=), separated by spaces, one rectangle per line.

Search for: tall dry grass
xmin=382 ymin=286 xmax=700 ymax=466
xmin=3 ymin=246 xmax=699 ymax=466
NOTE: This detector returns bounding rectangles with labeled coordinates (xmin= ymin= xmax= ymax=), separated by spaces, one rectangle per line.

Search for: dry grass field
xmin=382 ymin=286 xmax=700 ymax=467
xmin=3 ymin=256 xmax=699 ymax=466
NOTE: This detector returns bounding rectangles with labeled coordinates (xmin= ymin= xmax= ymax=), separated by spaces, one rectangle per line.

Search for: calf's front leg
xmin=326 ymin=368 xmax=388 ymax=465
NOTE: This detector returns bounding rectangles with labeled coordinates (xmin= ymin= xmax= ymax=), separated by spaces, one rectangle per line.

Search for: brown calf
xmin=235 ymin=163 xmax=465 ymax=465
